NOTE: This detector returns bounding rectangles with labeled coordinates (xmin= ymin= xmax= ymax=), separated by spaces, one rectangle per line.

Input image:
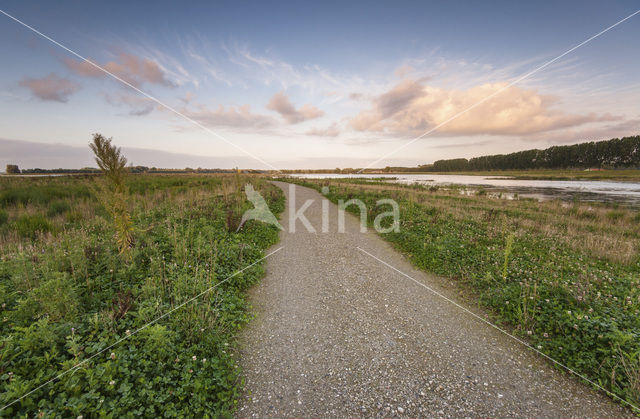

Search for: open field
xmin=0 ymin=174 xmax=283 ymax=416
xmin=281 ymin=177 xmax=640 ymax=410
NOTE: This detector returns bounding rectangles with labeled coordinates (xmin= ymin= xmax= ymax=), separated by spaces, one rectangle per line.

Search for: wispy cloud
xmin=266 ymin=92 xmax=324 ymax=124
xmin=306 ymin=123 xmax=340 ymax=137
xmin=19 ymin=73 xmax=80 ymax=102
xmin=64 ymin=52 xmax=175 ymax=88
xmin=104 ymin=92 xmax=157 ymax=116
xmin=179 ymin=103 xmax=275 ymax=129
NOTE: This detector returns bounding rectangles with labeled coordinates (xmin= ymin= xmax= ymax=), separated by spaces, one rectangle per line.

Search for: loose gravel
xmin=236 ymin=181 xmax=633 ymax=418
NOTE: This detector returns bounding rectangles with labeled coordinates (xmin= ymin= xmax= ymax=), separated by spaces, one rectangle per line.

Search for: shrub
xmin=5 ymin=164 xmax=20 ymax=174
xmin=0 ymin=209 xmax=7 ymax=225
xmin=15 ymin=214 xmax=53 ymax=238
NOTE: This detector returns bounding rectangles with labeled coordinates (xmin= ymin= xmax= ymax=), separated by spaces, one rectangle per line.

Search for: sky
xmin=1 ymin=0 xmax=639 ymax=170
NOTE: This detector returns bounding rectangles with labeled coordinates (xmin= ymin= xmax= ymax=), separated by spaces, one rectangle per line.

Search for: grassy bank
xmin=283 ymin=177 xmax=640 ymax=410
xmin=0 ymin=174 xmax=283 ymax=416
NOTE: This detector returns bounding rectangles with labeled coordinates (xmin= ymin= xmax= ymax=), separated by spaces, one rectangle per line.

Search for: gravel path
xmin=237 ymin=181 xmax=632 ymax=418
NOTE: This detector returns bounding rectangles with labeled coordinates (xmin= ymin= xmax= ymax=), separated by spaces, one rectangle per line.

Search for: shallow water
xmin=291 ymin=173 xmax=640 ymax=207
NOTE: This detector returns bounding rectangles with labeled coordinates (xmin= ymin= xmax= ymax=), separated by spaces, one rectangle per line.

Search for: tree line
xmin=5 ymin=165 xmax=267 ymax=175
xmin=426 ymin=135 xmax=640 ymax=172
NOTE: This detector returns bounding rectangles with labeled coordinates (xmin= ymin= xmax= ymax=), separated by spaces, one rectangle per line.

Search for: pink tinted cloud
xmin=64 ymin=53 xmax=174 ymax=87
xmin=350 ymin=79 xmax=617 ymax=137
xmin=306 ymin=123 xmax=340 ymax=137
xmin=267 ymin=92 xmax=324 ymax=124
xmin=19 ymin=73 xmax=80 ymax=102
xmin=104 ymin=92 xmax=158 ymax=116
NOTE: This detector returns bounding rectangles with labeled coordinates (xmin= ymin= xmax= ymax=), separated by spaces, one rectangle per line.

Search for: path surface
xmin=237 ymin=181 xmax=632 ymax=418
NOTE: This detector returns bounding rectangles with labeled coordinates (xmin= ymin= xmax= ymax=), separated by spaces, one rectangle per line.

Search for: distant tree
xmin=6 ymin=164 xmax=20 ymax=174
xmin=426 ymin=136 xmax=640 ymax=172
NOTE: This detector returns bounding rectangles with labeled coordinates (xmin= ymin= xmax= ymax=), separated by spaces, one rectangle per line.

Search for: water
xmin=290 ymin=173 xmax=640 ymax=207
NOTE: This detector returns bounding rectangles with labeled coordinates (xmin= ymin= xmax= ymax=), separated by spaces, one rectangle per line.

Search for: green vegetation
xmin=4 ymin=165 xmax=20 ymax=175
xmin=89 ymin=134 xmax=134 ymax=254
xmin=428 ymin=135 xmax=640 ymax=172
xmin=0 ymin=173 xmax=283 ymax=416
xmin=285 ymin=177 xmax=640 ymax=410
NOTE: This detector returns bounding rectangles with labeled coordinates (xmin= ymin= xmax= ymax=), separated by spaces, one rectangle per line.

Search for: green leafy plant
xmin=502 ymin=232 xmax=515 ymax=281
xmin=33 ymin=272 xmax=79 ymax=321
xmin=89 ymin=133 xmax=134 ymax=254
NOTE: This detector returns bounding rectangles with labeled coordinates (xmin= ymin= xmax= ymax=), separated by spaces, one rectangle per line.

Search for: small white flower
xmin=202 ymin=358 xmax=207 ymax=363
xmin=192 ymin=355 xmax=197 ymax=361
xmin=109 ymin=380 xmax=115 ymax=386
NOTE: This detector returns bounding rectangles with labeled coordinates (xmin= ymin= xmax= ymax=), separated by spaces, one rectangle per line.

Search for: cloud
xmin=394 ymin=65 xmax=415 ymax=78
xmin=104 ymin=93 xmax=157 ymax=116
xmin=180 ymin=91 xmax=195 ymax=104
xmin=266 ymin=92 xmax=324 ymax=124
xmin=19 ymin=73 xmax=80 ymax=102
xmin=350 ymin=79 xmax=617 ymax=136
xmin=525 ymin=118 xmax=640 ymax=144
xmin=64 ymin=53 xmax=174 ymax=87
xmin=306 ymin=123 xmax=340 ymax=137
xmin=180 ymin=104 xmax=274 ymax=129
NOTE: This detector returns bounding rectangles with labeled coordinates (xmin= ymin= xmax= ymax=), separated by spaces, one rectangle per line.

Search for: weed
xmin=46 ymin=200 xmax=71 ymax=217
xmin=33 ymin=272 xmax=79 ymax=321
xmin=606 ymin=210 xmax=625 ymax=221
xmin=15 ymin=214 xmax=53 ymax=238
xmin=502 ymin=232 xmax=515 ymax=281
xmin=90 ymin=133 xmax=134 ymax=254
